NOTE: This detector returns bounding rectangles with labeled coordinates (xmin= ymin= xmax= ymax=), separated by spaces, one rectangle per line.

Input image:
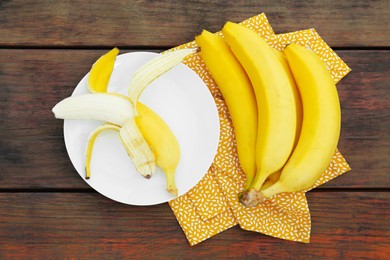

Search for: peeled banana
xmin=53 ymin=93 xmax=181 ymax=194
xmin=195 ymin=29 xmax=257 ymax=190
xmin=260 ymin=43 xmax=341 ymax=199
xmin=53 ymin=93 xmax=156 ymax=178
xmin=54 ymin=46 xmax=191 ymax=196
xmin=222 ymin=22 xmax=297 ymax=206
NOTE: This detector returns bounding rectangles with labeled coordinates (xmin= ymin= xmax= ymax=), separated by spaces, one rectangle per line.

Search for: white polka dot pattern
xmin=169 ymin=13 xmax=351 ymax=246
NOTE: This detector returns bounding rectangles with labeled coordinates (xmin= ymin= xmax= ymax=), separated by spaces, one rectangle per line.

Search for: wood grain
xmin=0 ymin=192 xmax=388 ymax=258
xmin=0 ymin=0 xmax=389 ymax=47
xmin=0 ymin=1 xmax=388 ymax=258
xmin=0 ymin=50 xmax=389 ymax=189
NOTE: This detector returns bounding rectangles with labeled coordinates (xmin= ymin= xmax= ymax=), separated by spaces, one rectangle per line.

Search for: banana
xmin=260 ymin=49 xmax=304 ymax=191
xmin=272 ymin=49 xmax=303 ymax=150
xmin=260 ymin=43 xmax=341 ymax=199
xmin=85 ymin=124 xmax=120 ymax=179
xmin=129 ymin=48 xmax=197 ymax=111
xmin=195 ymin=29 xmax=257 ymax=190
xmin=53 ymin=93 xmax=156 ymax=178
xmin=54 ymin=46 xmax=189 ymax=195
xmin=222 ymin=22 xmax=297 ymax=206
xmin=136 ymin=103 xmax=180 ymax=196
xmin=88 ymin=48 xmax=119 ymax=93
xmin=53 ymin=93 xmax=181 ymax=194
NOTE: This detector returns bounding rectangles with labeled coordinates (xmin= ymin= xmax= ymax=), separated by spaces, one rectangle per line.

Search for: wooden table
xmin=1 ymin=1 xmax=389 ymax=258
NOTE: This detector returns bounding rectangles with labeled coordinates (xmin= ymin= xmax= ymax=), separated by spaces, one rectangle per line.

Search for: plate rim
xmin=62 ymin=51 xmax=220 ymax=206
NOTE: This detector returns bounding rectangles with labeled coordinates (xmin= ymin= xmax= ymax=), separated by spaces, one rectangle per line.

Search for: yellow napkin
xmin=168 ymin=13 xmax=351 ymax=246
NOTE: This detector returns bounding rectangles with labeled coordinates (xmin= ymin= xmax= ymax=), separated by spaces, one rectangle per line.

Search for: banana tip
xmin=168 ymin=188 xmax=178 ymax=197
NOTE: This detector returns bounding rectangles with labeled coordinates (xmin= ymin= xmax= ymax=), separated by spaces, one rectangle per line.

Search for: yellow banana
xmin=136 ymin=103 xmax=180 ymax=196
xmin=53 ymin=93 xmax=181 ymax=195
xmin=53 ymin=93 xmax=156 ymax=178
xmin=261 ymin=43 xmax=341 ymax=198
xmin=222 ymin=22 xmax=297 ymax=206
xmin=195 ymin=29 xmax=257 ymax=190
xmin=261 ymin=49 xmax=304 ymax=191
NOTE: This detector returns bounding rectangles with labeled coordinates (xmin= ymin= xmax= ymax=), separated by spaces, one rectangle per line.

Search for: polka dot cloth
xmin=168 ymin=13 xmax=351 ymax=246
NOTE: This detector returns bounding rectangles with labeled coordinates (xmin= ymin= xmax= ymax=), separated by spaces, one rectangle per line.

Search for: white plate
xmin=64 ymin=51 xmax=220 ymax=206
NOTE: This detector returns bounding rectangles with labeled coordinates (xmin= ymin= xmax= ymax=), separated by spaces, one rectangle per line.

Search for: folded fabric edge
xmin=240 ymin=225 xmax=311 ymax=243
xmin=169 ymin=195 xmax=238 ymax=246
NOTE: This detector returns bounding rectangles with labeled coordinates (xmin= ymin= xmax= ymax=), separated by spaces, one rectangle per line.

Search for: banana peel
xmin=88 ymin=48 xmax=119 ymax=93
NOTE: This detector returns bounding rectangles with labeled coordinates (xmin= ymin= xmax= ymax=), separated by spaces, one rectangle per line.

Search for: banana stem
xmin=240 ymin=189 xmax=266 ymax=207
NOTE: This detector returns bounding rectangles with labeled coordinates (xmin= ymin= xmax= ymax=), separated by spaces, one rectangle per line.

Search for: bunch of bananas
xmin=196 ymin=22 xmax=340 ymax=207
xmin=53 ymin=48 xmax=197 ymax=196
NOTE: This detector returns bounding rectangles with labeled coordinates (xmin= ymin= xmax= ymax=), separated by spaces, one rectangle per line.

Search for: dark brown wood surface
xmin=0 ymin=192 xmax=389 ymax=258
xmin=0 ymin=0 xmax=389 ymax=258
xmin=0 ymin=0 xmax=389 ymax=47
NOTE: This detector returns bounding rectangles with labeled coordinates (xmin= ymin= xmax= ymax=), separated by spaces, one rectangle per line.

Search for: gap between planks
xmin=0 ymin=188 xmax=388 ymax=193
xmin=0 ymin=46 xmax=389 ymax=51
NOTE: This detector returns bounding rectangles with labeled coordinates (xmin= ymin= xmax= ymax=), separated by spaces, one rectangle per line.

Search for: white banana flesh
xmin=52 ymin=93 xmax=134 ymax=126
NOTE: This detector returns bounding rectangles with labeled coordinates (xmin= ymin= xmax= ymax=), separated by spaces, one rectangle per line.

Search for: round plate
xmin=63 ymin=51 xmax=220 ymax=206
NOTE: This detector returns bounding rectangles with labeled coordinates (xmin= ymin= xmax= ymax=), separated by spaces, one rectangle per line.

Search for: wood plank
xmin=0 ymin=192 xmax=388 ymax=258
xmin=0 ymin=50 xmax=388 ymax=189
xmin=322 ymin=50 xmax=390 ymax=188
xmin=0 ymin=0 xmax=389 ymax=47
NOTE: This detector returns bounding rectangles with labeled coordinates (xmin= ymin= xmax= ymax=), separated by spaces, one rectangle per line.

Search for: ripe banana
xmin=261 ymin=43 xmax=341 ymax=199
xmin=129 ymin=48 xmax=197 ymax=111
xmin=88 ymin=48 xmax=119 ymax=93
xmin=53 ymin=93 xmax=181 ymax=194
xmin=195 ymin=29 xmax=257 ymax=190
xmin=261 ymin=49 xmax=304 ymax=191
xmin=222 ymin=22 xmax=297 ymax=206
xmin=52 ymin=93 xmax=156 ymax=178
xmin=136 ymin=103 xmax=180 ymax=196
